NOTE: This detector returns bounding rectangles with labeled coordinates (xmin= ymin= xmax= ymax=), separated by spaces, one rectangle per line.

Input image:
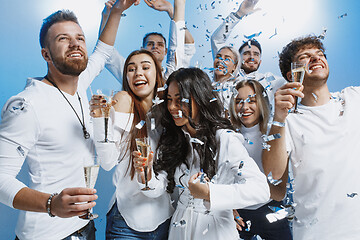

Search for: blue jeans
xmin=15 ymin=220 xmax=96 ymax=240
xmin=106 ymin=203 xmax=170 ymax=240
xmin=237 ymin=200 xmax=293 ymax=240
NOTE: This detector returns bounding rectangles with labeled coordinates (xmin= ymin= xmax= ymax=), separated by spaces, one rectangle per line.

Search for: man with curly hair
xmin=263 ymin=35 xmax=360 ymax=239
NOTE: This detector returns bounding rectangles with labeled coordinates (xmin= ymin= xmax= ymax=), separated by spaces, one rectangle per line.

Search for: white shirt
xmin=285 ymin=86 xmax=360 ymax=240
xmin=0 ymin=40 xmax=114 ymax=240
xmin=105 ymin=20 xmax=196 ymax=85
xmin=93 ymin=110 xmax=174 ymax=232
xmin=145 ymin=129 xmax=270 ymax=240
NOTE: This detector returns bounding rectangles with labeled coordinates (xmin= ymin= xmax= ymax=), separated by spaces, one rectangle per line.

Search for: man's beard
xmin=241 ymin=61 xmax=258 ymax=74
xmin=51 ymin=49 xmax=88 ymax=76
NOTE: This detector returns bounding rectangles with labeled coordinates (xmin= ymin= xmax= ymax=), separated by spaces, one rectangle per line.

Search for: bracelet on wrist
xmin=272 ymin=121 xmax=285 ymax=127
xmin=46 ymin=193 xmax=59 ymax=217
xmin=233 ymin=11 xmax=246 ymax=20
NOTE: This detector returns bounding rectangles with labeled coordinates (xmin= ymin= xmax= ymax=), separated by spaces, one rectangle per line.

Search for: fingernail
xmin=142 ymin=163 xmax=146 ymax=166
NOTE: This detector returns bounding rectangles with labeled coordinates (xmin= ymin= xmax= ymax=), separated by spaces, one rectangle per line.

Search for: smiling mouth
xmin=67 ymin=51 xmax=83 ymax=58
xmin=241 ymin=112 xmax=253 ymax=118
xmin=134 ymin=80 xmax=147 ymax=87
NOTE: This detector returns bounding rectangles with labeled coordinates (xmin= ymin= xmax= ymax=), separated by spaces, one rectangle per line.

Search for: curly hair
xmin=279 ymin=35 xmax=326 ymax=81
xmin=154 ymin=68 xmax=234 ymax=193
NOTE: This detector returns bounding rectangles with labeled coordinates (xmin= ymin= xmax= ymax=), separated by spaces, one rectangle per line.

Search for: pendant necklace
xmin=44 ymin=75 xmax=90 ymax=139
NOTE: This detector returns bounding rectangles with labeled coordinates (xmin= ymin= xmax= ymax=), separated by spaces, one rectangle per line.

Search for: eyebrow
xmin=147 ymin=40 xmax=165 ymax=44
xmin=167 ymin=93 xmax=181 ymax=97
xmin=127 ymin=60 xmax=152 ymax=66
xmin=54 ymin=33 xmax=84 ymax=39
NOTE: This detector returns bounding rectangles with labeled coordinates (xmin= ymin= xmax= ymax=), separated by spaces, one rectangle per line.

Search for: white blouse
xmin=93 ymin=111 xmax=174 ymax=232
xmin=143 ymin=128 xmax=270 ymax=240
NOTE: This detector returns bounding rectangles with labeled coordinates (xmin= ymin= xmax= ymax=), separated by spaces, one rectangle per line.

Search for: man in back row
xmin=0 ymin=0 xmax=139 ymax=239
xmin=211 ymin=0 xmax=286 ymax=109
xmin=263 ymin=35 xmax=360 ymax=239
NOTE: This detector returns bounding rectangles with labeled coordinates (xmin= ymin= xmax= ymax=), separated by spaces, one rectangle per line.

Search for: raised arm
xmin=210 ymin=0 xmax=260 ymax=59
xmin=99 ymin=0 xmax=140 ymax=46
xmin=262 ymin=82 xmax=304 ymax=180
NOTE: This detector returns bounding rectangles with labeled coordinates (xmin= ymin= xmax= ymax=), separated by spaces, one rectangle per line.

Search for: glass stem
xmin=144 ymin=166 xmax=148 ymax=187
xmin=104 ymin=117 xmax=109 ymax=142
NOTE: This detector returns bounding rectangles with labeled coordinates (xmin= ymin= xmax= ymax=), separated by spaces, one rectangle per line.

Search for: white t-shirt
xmin=0 ymin=40 xmax=113 ymax=240
xmin=285 ymin=86 xmax=360 ymax=240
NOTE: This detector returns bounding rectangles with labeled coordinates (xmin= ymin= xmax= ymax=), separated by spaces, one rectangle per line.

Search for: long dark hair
xmin=121 ymin=49 xmax=164 ymax=179
xmin=155 ymin=68 xmax=234 ymax=193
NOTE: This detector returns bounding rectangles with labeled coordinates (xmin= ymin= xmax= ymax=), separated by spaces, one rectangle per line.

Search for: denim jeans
xmin=15 ymin=220 xmax=96 ymax=240
xmin=237 ymin=200 xmax=293 ymax=240
xmin=106 ymin=203 xmax=170 ymax=240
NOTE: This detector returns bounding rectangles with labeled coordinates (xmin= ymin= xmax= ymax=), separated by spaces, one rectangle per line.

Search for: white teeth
xmin=311 ymin=65 xmax=322 ymax=70
xmin=134 ymin=80 xmax=146 ymax=86
xmin=242 ymin=113 xmax=252 ymax=117
xmin=70 ymin=53 xmax=81 ymax=57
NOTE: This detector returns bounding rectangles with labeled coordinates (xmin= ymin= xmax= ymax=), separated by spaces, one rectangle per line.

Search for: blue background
xmin=1 ymin=0 xmax=359 ymax=239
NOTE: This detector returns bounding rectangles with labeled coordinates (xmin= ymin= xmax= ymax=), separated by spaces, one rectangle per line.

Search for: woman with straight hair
xmin=91 ymin=49 xmax=172 ymax=240
xmin=229 ymin=79 xmax=292 ymax=240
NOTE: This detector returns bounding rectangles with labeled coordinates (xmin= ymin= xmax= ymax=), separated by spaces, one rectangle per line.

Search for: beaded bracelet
xmin=46 ymin=193 xmax=59 ymax=217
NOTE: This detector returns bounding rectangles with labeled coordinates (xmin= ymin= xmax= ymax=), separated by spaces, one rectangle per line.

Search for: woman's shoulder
xmin=113 ymin=91 xmax=133 ymax=113
xmin=216 ymin=128 xmax=245 ymax=143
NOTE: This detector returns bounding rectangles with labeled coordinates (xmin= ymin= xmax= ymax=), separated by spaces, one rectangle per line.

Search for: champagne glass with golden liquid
xmin=96 ymin=89 xmax=114 ymax=142
xmin=82 ymin=161 xmax=100 ymax=220
xmin=135 ymin=137 xmax=154 ymax=191
xmin=290 ymin=62 xmax=306 ymax=113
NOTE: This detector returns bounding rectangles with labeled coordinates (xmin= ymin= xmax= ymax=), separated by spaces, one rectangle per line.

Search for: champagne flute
xmin=82 ymin=163 xmax=100 ymax=220
xmin=135 ymin=137 xmax=154 ymax=191
xmin=96 ymin=89 xmax=114 ymax=143
xmin=290 ymin=62 xmax=306 ymax=113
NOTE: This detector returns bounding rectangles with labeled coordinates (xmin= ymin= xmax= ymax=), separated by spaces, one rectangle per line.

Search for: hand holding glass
xmin=82 ymin=164 xmax=100 ymax=220
xmin=135 ymin=137 xmax=154 ymax=191
xmin=96 ymin=89 xmax=114 ymax=142
xmin=290 ymin=62 xmax=305 ymax=113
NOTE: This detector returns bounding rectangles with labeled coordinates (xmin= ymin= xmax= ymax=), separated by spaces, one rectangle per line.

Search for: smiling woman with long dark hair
xmin=152 ymin=67 xmax=270 ymax=240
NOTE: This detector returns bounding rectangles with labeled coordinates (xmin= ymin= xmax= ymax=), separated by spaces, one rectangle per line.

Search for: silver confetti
xmin=135 ymin=120 xmax=146 ymax=129
xmin=267 ymin=172 xmax=282 ymax=186
xmin=190 ymin=138 xmax=204 ymax=145
xmin=17 ymin=146 xmax=25 ymax=157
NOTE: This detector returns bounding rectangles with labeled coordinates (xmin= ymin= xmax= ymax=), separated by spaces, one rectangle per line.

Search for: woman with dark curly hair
xmin=151 ymin=67 xmax=270 ymax=240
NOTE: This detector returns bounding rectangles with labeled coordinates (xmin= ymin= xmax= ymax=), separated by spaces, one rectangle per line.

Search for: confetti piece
xmin=269 ymin=28 xmax=278 ymax=39
xmin=172 ymin=220 xmax=186 ymax=227
xmin=190 ymin=138 xmax=204 ymax=145
xmin=267 ymin=172 xmax=282 ymax=186
xmin=17 ymin=146 xmax=25 ymax=156
xmin=338 ymin=13 xmax=347 ymax=19
xmin=262 ymin=133 xmax=281 ymax=142
xmin=347 ymin=193 xmax=358 ymax=198
xmin=244 ymin=31 xmax=262 ymax=40
xmin=151 ymin=118 xmax=155 ymax=131
xmin=135 ymin=120 xmax=146 ymax=129
xmin=157 ymin=84 xmax=168 ymax=92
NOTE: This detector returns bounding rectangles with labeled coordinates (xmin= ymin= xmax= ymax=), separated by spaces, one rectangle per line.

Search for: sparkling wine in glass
xmin=83 ymin=164 xmax=100 ymax=220
xmin=96 ymin=89 xmax=114 ymax=143
xmin=291 ymin=62 xmax=306 ymax=113
xmin=135 ymin=137 xmax=154 ymax=191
